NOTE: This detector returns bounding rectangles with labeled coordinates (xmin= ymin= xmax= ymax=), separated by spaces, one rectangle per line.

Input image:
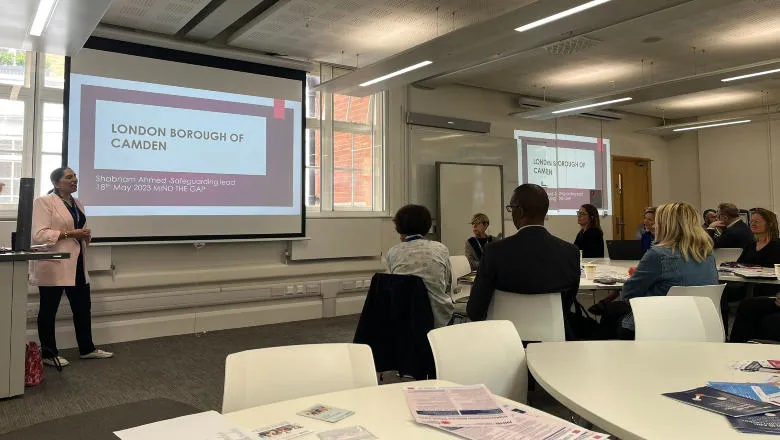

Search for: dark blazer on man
xmin=466 ymin=225 xmax=581 ymax=321
xmin=709 ymin=219 xmax=754 ymax=250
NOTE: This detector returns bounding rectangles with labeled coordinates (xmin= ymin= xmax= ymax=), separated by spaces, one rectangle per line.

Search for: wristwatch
xmin=63 ymin=232 xmax=68 ymax=239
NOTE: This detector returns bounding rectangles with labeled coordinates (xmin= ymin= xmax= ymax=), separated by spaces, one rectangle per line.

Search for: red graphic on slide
xmin=78 ymin=85 xmax=296 ymax=207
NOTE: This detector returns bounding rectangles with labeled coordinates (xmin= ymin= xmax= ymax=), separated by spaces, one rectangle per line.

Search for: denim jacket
xmin=620 ymin=245 xmax=718 ymax=329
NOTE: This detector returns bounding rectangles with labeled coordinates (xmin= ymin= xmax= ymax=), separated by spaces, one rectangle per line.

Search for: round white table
xmin=527 ymin=341 xmax=780 ymax=440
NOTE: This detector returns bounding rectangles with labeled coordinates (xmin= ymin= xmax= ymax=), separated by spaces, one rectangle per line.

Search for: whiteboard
xmin=437 ymin=163 xmax=504 ymax=256
xmin=410 ymin=126 xmax=519 ymax=220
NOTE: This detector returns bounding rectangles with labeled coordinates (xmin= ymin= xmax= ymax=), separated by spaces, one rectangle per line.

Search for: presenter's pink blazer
xmin=29 ymin=194 xmax=90 ymax=287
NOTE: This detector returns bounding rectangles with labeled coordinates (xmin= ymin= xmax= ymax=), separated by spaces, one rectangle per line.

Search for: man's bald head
xmin=510 ymin=184 xmax=549 ymax=229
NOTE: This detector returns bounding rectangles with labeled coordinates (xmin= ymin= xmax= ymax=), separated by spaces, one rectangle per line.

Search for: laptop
xmin=606 ymin=240 xmax=644 ymax=261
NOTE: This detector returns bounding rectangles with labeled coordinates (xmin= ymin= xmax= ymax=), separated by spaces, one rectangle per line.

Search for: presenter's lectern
xmin=0 ymin=252 xmax=68 ymax=399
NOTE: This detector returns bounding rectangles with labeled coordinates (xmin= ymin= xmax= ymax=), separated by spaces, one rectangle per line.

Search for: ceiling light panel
xmin=515 ymin=0 xmax=613 ymax=32
xmin=672 ymin=119 xmax=752 ymax=131
xmin=29 ymin=0 xmax=58 ymax=36
xmin=101 ymin=0 xmax=212 ymax=34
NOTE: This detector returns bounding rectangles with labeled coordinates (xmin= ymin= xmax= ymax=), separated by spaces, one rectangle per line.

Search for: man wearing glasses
xmin=706 ymin=202 xmax=754 ymax=249
xmin=466 ymin=184 xmax=581 ymax=328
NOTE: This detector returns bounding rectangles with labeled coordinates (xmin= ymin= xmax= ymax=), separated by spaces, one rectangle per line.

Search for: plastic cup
xmin=584 ymin=264 xmax=597 ymax=280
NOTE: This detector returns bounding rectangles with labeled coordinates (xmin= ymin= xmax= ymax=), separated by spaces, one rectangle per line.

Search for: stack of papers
xmin=404 ymin=385 xmax=609 ymax=440
xmin=731 ymin=360 xmax=780 ymax=373
xmin=664 ymin=378 xmax=780 ymax=436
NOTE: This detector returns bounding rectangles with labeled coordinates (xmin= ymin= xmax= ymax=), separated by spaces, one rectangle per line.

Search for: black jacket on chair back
xmin=353 ymin=273 xmax=436 ymax=380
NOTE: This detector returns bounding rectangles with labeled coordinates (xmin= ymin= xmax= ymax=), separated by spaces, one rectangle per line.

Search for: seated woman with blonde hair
xmin=465 ymin=213 xmax=499 ymax=271
xmin=600 ymin=202 xmax=718 ymax=339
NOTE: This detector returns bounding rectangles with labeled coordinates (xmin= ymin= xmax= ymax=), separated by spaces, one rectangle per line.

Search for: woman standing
xmin=30 ymin=167 xmax=113 ymax=366
xmin=465 ymin=213 xmax=497 ymax=271
xmin=601 ymin=202 xmax=718 ymax=339
xmin=574 ymin=204 xmax=604 ymax=258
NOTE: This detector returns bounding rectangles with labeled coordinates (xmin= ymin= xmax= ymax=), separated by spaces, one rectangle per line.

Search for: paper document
xmin=297 ymin=404 xmax=354 ymax=423
xmin=404 ymin=385 xmax=513 ymax=427
xmin=708 ymin=382 xmax=780 ymax=406
xmin=114 ymin=411 xmax=255 ymax=440
xmin=728 ymin=412 xmax=780 ymax=435
xmin=663 ymin=387 xmax=780 ymax=417
xmin=316 ymin=425 xmax=376 ymax=440
xmin=433 ymin=405 xmax=609 ymax=440
xmin=731 ymin=360 xmax=780 ymax=373
xmin=252 ymin=421 xmax=313 ymax=439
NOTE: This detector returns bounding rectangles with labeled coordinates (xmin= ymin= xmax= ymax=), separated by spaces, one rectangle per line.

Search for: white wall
xmin=666 ymin=107 xmax=780 ymax=214
xmin=406 ymin=84 xmax=671 ymax=242
xmin=699 ymin=119 xmax=773 ymax=210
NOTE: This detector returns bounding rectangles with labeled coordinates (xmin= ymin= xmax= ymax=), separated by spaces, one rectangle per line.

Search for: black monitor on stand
xmin=12 ymin=178 xmax=35 ymax=252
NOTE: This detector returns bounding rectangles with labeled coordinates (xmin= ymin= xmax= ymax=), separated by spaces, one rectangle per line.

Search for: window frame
xmin=306 ymin=64 xmax=387 ymax=217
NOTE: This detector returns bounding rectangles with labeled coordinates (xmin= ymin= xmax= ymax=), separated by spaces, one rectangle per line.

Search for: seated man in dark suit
xmin=467 ymin=184 xmax=581 ymax=322
xmin=707 ymin=202 xmax=754 ymax=249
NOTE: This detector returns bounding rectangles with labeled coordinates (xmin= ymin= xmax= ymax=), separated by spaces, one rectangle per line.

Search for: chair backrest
xmin=487 ymin=291 xmax=565 ymax=342
xmin=222 ymin=343 xmax=378 ymax=413
xmin=667 ymin=284 xmax=726 ymax=309
xmin=630 ymin=296 xmax=725 ymax=342
xmin=450 ymin=255 xmax=471 ymax=287
xmin=714 ymin=248 xmax=743 ymax=266
xmin=428 ymin=321 xmax=528 ymax=403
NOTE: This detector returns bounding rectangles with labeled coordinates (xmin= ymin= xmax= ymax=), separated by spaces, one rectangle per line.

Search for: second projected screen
xmin=515 ymin=130 xmax=611 ymax=215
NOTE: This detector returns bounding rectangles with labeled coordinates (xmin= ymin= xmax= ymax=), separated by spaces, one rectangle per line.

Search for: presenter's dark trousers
xmin=37 ymin=284 xmax=96 ymax=357
xmin=729 ymin=297 xmax=780 ymax=343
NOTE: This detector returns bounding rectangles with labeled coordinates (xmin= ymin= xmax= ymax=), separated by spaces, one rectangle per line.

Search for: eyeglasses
xmin=505 ymin=205 xmax=518 ymax=213
xmin=577 ymin=212 xmax=588 ymax=217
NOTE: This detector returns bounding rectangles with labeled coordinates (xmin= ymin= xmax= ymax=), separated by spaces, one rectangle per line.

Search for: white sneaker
xmin=80 ymin=349 xmax=114 ymax=359
xmin=43 ymin=356 xmax=69 ymax=367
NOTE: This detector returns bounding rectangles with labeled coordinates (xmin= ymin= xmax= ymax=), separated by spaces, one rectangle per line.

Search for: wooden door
xmin=612 ymin=156 xmax=652 ymax=240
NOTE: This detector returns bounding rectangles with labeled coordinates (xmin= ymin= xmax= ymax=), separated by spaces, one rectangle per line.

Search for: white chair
xmin=487 ymin=291 xmax=566 ymax=342
xmin=222 ymin=343 xmax=378 ymax=413
xmin=630 ymin=296 xmax=725 ymax=342
xmin=427 ymin=321 xmax=528 ymax=403
xmin=714 ymin=248 xmax=743 ymax=266
xmin=667 ymin=284 xmax=726 ymax=309
xmin=449 ymin=255 xmax=471 ymax=293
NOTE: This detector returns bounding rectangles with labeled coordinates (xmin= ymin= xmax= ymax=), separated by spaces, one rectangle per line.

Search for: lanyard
xmin=60 ymin=197 xmax=80 ymax=226
xmin=405 ymin=235 xmax=424 ymax=242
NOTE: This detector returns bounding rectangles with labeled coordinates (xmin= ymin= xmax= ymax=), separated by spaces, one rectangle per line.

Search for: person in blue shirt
xmin=639 ymin=207 xmax=656 ymax=253
xmin=600 ymin=202 xmax=718 ymax=339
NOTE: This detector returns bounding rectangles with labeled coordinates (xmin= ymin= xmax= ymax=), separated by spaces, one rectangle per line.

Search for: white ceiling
xmin=0 ymin=0 xmax=113 ymax=55
xmin=228 ymin=0 xmax=532 ymax=66
xmin=434 ymin=0 xmax=780 ymax=117
xmin=8 ymin=0 xmax=779 ymax=119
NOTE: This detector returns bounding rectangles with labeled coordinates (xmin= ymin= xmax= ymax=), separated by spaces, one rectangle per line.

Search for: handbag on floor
xmin=24 ymin=342 xmax=62 ymax=386
xmin=24 ymin=342 xmax=44 ymax=386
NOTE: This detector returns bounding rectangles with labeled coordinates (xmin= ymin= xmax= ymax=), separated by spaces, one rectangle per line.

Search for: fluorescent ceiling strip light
xmin=359 ymin=61 xmax=433 ymax=87
xmin=551 ymin=97 xmax=632 ymax=114
xmin=673 ymin=119 xmax=751 ymax=132
xmin=515 ymin=0 xmax=612 ymax=32
xmin=721 ymin=68 xmax=780 ymax=82
xmin=29 ymin=0 xmax=58 ymax=36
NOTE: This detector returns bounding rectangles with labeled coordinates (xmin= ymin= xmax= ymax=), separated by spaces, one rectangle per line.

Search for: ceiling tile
xmin=229 ymin=0 xmax=531 ymax=65
xmin=102 ymin=0 xmax=212 ymax=34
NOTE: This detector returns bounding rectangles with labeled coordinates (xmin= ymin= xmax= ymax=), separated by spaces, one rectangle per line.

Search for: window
xmin=0 ymin=99 xmax=24 ymax=205
xmin=44 ymin=54 xmax=65 ymax=89
xmin=0 ymin=48 xmax=27 ymax=87
xmin=305 ymin=65 xmax=385 ymax=213
xmin=38 ymin=103 xmax=63 ymax=196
